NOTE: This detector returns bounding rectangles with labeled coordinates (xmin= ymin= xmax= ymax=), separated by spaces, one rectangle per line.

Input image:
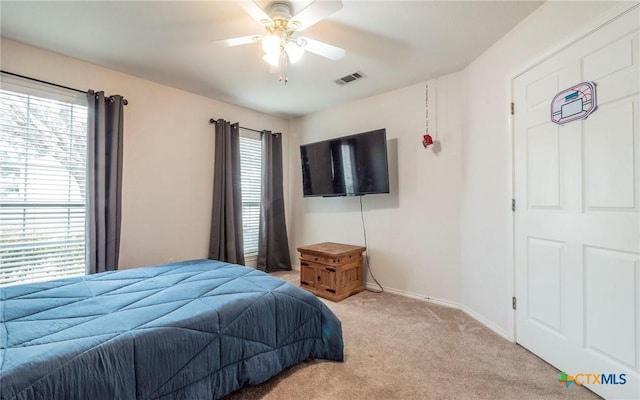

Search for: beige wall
xmin=287 ymin=1 xmax=636 ymax=339
xmin=289 ymin=74 xmax=464 ymax=306
xmin=3 ymin=0 xmax=634 ymax=339
xmin=459 ymin=1 xmax=635 ymax=338
xmin=0 ymin=38 xmax=289 ymax=269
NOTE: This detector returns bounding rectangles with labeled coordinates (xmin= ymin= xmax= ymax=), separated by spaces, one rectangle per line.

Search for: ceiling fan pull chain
xmin=279 ymin=50 xmax=289 ymax=85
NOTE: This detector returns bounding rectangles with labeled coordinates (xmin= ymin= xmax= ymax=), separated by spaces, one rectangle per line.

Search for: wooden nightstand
xmin=297 ymin=242 xmax=366 ymax=302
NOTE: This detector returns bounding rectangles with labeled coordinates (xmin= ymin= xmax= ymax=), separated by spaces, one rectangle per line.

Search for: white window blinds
xmin=0 ymin=75 xmax=88 ymax=287
xmin=239 ymin=130 xmax=262 ymax=257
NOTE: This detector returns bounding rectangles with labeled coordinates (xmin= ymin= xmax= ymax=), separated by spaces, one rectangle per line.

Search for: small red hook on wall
xmin=422 ymin=134 xmax=434 ymax=148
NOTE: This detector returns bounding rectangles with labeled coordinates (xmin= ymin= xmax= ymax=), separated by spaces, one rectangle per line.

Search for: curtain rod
xmin=208 ymin=118 xmax=262 ymax=134
xmin=1 ymin=70 xmax=128 ymax=105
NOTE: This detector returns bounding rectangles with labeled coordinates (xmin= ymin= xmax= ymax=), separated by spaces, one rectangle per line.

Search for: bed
xmin=0 ymin=259 xmax=344 ymax=399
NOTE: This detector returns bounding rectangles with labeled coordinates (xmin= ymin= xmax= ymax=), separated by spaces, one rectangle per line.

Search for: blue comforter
xmin=0 ymin=260 xmax=343 ymax=399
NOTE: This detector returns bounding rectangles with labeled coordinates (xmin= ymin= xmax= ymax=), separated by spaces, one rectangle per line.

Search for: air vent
xmin=334 ymin=71 xmax=367 ymax=86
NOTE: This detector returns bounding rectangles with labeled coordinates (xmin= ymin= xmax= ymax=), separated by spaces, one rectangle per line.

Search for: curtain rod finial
xmin=209 ymin=118 xmax=216 ymax=125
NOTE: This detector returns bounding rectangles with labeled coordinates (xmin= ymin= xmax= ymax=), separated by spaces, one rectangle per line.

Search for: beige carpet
xmin=225 ymin=271 xmax=599 ymax=400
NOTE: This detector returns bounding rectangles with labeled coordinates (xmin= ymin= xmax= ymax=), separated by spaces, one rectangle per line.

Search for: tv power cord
xmin=360 ymin=196 xmax=383 ymax=293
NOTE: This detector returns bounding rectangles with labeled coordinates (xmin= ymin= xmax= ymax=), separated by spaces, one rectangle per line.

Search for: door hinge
xmin=512 ymin=198 xmax=516 ymax=212
xmin=511 ymin=102 xmax=515 ymax=115
xmin=512 ymin=296 xmax=517 ymax=310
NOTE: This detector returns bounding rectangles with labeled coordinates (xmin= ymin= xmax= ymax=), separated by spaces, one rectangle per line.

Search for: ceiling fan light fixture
xmin=261 ymin=34 xmax=281 ymax=55
xmin=217 ymin=0 xmax=346 ymax=82
xmin=287 ymin=20 xmax=302 ymax=32
xmin=263 ymin=52 xmax=280 ymax=67
xmin=285 ymin=41 xmax=304 ymax=64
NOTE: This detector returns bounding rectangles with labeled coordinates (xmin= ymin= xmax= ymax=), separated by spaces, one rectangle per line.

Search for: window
xmin=239 ymin=130 xmax=262 ymax=258
xmin=0 ymin=75 xmax=88 ymax=287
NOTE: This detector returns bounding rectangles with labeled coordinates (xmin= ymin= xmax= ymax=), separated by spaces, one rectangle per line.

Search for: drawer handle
xmin=301 ymin=262 xmax=309 ymax=266
xmin=301 ymin=281 xmax=310 ymax=286
xmin=325 ymin=267 xmax=336 ymax=272
xmin=325 ymin=288 xmax=336 ymax=293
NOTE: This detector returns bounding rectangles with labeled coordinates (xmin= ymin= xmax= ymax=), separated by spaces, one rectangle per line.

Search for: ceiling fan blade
xmin=302 ymin=38 xmax=345 ymax=61
xmin=290 ymin=0 xmax=342 ymax=31
xmin=211 ymin=35 xmax=261 ymax=47
xmin=240 ymin=1 xmax=272 ymax=25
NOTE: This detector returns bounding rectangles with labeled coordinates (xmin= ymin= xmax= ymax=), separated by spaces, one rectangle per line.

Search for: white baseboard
xmin=364 ymin=282 xmax=511 ymax=341
xmin=291 ymin=264 xmax=511 ymax=341
xmin=364 ymin=282 xmax=460 ymax=310
xmin=459 ymin=305 xmax=511 ymax=341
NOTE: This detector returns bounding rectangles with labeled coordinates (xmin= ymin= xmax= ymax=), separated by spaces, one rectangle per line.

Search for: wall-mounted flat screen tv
xmin=300 ymin=128 xmax=389 ymax=197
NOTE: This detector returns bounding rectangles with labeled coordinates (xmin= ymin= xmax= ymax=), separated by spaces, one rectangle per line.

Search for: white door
xmin=514 ymin=6 xmax=639 ymax=399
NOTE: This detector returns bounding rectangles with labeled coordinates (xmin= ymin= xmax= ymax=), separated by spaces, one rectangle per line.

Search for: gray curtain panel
xmin=209 ymin=120 xmax=245 ymax=265
xmin=257 ymin=131 xmax=291 ymax=272
xmin=86 ymin=91 xmax=124 ymax=274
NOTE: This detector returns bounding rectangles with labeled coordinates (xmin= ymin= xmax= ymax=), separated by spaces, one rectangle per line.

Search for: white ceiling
xmin=0 ymin=0 xmax=543 ymax=118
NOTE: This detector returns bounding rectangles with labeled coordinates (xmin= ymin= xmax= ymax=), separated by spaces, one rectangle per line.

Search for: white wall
xmin=3 ymin=0 xmax=633 ymax=339
xmin=289 ymin=74 xmax=463 ymax=305
xmin=0 ymin=38 xmax=289 ymax=269
xmin=459 ymin=1 xmax=634 ymax=338
xmin=289 ymin=1 xmax=634 ymax=338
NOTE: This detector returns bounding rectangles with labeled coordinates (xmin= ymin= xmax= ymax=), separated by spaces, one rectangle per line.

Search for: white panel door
xmin=514 ymin=7 xmax=640 ymax=399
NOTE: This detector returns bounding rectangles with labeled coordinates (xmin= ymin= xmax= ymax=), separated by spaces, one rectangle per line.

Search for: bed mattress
xmin=0 ymin=259 xmax=343 ymax=399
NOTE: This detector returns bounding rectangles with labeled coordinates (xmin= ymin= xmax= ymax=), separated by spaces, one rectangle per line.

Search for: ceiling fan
xmin=213 ymin=1 xmax=345 ymax=81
